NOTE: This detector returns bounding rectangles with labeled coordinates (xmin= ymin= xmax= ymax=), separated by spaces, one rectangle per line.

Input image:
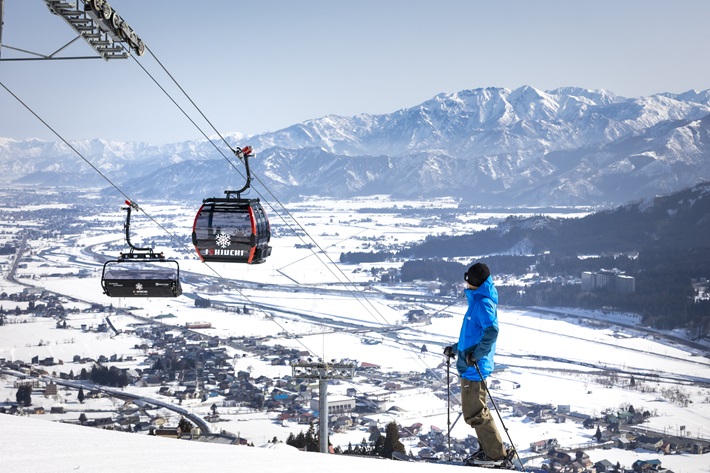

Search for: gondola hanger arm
xmin=226 ymin=146 xmax=255 ymax=198
xmin=121 ymin=200 xmax=152 ymax=254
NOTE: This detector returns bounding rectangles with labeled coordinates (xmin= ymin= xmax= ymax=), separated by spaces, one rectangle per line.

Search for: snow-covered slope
xmin=0 ymin=414 xmax=464 ymax=473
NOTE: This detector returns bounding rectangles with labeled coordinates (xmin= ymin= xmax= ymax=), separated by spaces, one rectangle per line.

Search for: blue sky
xmin=1 ymin=0 xmax=709 ymax=144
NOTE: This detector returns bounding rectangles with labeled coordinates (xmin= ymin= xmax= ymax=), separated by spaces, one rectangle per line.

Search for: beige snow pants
xmin=460 ymin=379 xmax=507 ymax=460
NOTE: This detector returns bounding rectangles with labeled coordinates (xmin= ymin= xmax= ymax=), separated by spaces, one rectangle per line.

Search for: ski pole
xmin=446 ymin=355 xmax=451 ymax=461
xmin=473 ymin=361 xmax=524 ymax=471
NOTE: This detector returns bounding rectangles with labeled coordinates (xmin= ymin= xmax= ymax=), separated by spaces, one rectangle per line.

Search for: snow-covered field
xmin=1 ymin=195 xmax=708 ymax=473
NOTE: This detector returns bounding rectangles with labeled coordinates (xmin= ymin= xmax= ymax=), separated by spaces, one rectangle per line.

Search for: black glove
xmin=443 ymin=346 xmax=455 ymax=358
xmin=465 ymin=351 xmax=478 ymax=366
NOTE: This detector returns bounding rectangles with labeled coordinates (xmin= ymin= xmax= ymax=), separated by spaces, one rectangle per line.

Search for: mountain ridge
xmin=2 ymin=85 xmax=709 ymax=207
xmin=398 ymin=181 xmax=710 ymax=259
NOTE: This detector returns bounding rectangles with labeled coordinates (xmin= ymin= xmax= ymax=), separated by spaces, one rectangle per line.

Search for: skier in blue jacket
xmin=444 ymin=262 xmax=508 ymax=466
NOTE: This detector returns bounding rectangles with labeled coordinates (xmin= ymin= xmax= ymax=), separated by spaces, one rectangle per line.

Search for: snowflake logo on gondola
xmin=216 ymin=233 xmax=231 ymax=248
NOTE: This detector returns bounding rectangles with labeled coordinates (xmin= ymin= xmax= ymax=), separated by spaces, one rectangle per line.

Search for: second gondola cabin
xmin=102 ymin=259 xmax=181 ymax=297
xmin=101 ymin=201 xmax=182 ymax=298
xmin=192 ymin=197 xmax=271 ymax=264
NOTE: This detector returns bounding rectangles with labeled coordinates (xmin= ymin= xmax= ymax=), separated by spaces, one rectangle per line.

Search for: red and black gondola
xmin=191 ymin=146 xmax=272 ymax=264
xmin=192 ymin=196 xmax=271 ymax=264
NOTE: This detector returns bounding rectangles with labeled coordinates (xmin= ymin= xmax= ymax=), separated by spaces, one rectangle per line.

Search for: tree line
xmin=285 ymin=421 xmax=406 ymax=459
xmin=393 ymin=248 xmax=709 ymax=333
xmin=89 ymin=365 xmax=129 ymax=388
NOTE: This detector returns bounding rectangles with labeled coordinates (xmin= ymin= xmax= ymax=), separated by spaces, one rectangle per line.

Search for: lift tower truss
xmin=1 ymin=0 xmax=145 ymax=61
xmin=292 ymin=361 xmax=356 ymax=454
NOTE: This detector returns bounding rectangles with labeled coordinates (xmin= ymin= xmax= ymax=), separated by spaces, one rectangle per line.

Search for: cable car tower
xmin=292 ymin=360 xmax=356 ymax=454
xmin=101 ymin=201 xmax=182 ymax=298
xmin=192 ymin=146 xmax=272 ymax=264
xmin=0 ymin=0 xmax=144 ymax=61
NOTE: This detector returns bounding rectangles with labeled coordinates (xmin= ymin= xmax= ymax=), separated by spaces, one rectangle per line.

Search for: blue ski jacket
xmin=451 ymin=276 xmax=499 ymax=381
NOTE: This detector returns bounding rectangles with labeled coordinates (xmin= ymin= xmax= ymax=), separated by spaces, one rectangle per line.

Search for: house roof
xmin=633 ymin=459 xmax=662 ymax=467
xmin=637 ymin=435 xmax=663 ymax=444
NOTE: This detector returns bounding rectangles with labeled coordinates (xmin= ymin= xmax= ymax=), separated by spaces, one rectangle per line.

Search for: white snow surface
xmin=0 ymin=414 xmax=462 ymax=473
xmin=1 ymin=196 xmax=708 ymax=473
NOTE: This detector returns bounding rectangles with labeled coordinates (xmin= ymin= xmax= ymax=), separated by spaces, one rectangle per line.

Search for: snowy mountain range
xmin=1 ymin=85 xmax=709 ymax=207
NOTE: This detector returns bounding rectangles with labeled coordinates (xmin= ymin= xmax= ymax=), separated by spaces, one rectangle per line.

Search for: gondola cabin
xmin=100 ymin=201 xmax=182 ymax=298
xmin=101 ymin=258 xmax=182 ymax=298
xmin=192 ymin=197 xmax=271 ymax=264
